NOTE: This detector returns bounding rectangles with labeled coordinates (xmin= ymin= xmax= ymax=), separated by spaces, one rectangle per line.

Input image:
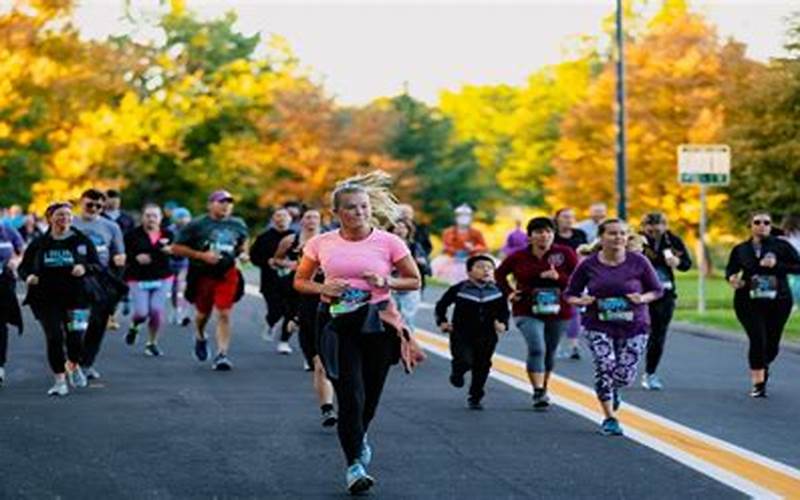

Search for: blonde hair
xmin=332 ymin=170 xmax=400 ymax=229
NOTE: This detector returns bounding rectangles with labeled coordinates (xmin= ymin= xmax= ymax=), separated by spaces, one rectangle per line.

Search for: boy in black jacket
xmin=436 ymin=255 xmax=510 ymax=410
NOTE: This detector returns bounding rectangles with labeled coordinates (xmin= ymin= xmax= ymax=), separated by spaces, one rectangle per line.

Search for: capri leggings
xmin=584 ymin=330 xmax=648 ymax=402
xmin=130 ymin=279 xmax=172 ymax=331
xmin=514 ymin=316 xmax=568 ymax=373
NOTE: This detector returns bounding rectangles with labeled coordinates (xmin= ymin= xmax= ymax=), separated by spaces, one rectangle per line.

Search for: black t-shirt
xmin=30 ymin=231 xmax=99 ymax=308
xmin=175 ymin=215 xmax=249 ymax=276
xmin=554 ymin=228 xmax=588 ymax=250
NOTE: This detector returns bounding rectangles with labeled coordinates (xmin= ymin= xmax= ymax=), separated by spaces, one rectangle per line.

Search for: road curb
xmin=672 ymin=321 xmax=800 ymax=355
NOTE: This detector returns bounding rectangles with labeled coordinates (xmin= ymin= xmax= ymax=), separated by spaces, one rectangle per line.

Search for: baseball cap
xmin=208 ymin=190 xmax=234 ymax=203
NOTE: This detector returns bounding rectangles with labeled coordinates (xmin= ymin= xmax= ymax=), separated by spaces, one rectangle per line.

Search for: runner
xmin=495 ymin=217 xmax=578 ymax=410
xmin=388 ymin=219 xmax=427 ymax=331
xmin=103 ymin=189 xmax=136 ymax=328
xmin=431 ymin=204 xmax=488 ymax=284
xmin=123 ymin=204 xmax=175 ymax=356
xmin=167 ymin=207 xmax=192 ymax=326
xmin=0 ymin=222 xmax=24 ymax=386
xmin=779 ymin=214 xmax=800 ymax=306
xmin=273 ymin=208 xmax=338 ymax=426
xmin=565 ymin=219 xmax=663 ymax=436
xmin=72 ymin=189 xmax=126 ymax=381
xmin=172 ymin=190 xmax=249 ymax=371
xmin=640 ymin=212 xmax=692 ymax=390
xmin=576 ymin=202 xmax=607 ymax=242
xmin=294 ymin=172 xmax=423 ymax=495
xmin=251 ymin=208 xmax=295 ymax=343
xmin=436 ymin=254 xmax=509 ymax=410
xmin=726 ymin=211 xmax=800 ymax=398
xmin=18 ymin=202 xmax=99 ymax=396
xmin=553 ymin=207 xmax=589 ymax=360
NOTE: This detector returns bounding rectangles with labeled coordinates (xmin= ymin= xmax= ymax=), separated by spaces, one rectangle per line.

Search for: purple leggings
xmin=130 ymin=279 xmax=172 ymax=331
xmin=584 ymin=330 xmax=647 ymax=402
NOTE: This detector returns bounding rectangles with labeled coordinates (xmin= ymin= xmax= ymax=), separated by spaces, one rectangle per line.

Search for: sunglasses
xmin=752 ymin=219 xmax=771 ymax=226
xmin=84 ymin=202 xmax=103 ymax=210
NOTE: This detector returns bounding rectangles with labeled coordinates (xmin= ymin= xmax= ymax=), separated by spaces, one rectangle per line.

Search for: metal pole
xmin=615 ymin=0 xmax=627 ymax=220
xmin=698 ymin=184 xmax=707 ymax=313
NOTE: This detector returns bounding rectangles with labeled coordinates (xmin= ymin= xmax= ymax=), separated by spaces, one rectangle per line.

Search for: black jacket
xmin=251 ymin=227 xmax=294 ymax=292
xmin=435 ymin=280 xmax=510 ymax=337
xmin=642 ymin=230 xmax=692 ymax=297
xmin=726 ymin=236 xmax=800 ymax=302
xmin=124 ymin=226 xmax=175 ymax=281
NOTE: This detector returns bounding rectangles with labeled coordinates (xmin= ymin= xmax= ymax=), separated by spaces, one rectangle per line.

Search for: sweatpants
xmin=515 ymin=316 xmax=568 ymax=373
xmin=585 ymin=330 xmax=647 ymax=402
xmin=645 ymin=295 xmax=676 ymax=375
xmin=734 ymin=296 xmax=793 ymax=370
xmin=37 ymin=305 xmax=86 ymax=374
xmin=130 ymin=279 xmax=171 ymax=332
xmin=318 ymin=307 xmax=397 ymax=466
xmin=81 ymin=300 xmax=115 ymax=368
xmin=450 ymin=330 xmax=498 ymax=401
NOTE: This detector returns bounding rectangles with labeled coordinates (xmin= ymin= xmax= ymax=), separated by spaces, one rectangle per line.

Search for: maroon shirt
xmin=495 ymin=244 xmax=578 ymax=320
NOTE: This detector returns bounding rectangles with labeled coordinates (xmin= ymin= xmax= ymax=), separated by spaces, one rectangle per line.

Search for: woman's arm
xmin=387 ymin=255 xmax=421 ymax=291
xmin=272 ymin=235 xmax=296 ymax=268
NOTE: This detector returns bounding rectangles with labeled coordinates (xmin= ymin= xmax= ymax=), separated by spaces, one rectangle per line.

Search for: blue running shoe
xmin=346 ymin=463 xmax=374 ymax=495
xmin=358 ymin=434 xmax=372 ymax=467
xmin=194 ymin=339 xmax=209 ymax=362
xmin=600 ymin=417 xmax=624 ymax=436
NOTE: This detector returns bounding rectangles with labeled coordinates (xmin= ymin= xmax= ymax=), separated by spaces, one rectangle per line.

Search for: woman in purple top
xmin=565 ymin=219 xmax=662 ymax=436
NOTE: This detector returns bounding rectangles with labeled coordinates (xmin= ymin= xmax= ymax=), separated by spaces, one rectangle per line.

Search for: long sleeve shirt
xmin=725 ymin=236 xmax=800 ymax=302
xmin=641 ymin=230 xmax=692 ymax=297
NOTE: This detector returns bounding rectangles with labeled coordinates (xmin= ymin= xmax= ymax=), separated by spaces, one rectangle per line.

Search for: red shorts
xmin=194 ymin=267 xmax=240 ymax=314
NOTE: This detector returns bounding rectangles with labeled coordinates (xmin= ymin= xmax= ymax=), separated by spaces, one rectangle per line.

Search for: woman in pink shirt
xmin=294 ymin=172 xmax=421 ymax=495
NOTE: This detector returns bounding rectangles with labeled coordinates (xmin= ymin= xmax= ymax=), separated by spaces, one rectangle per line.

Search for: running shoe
xmin=47 ymin=379 xmax=69 ymax=397
xmin=303 ymin=360 xmax=312 ymax=372
xmin=180 ymin=316 xmax=192 ymax=327
xmin=0 ymin=366 xmax=5 ymax=386
xmin=642 ymin=373 xmax=663 ymax=391
xmin=277 ymin=341 xmax=293 ymax=355
xmin=449 ymin=372 xmax=465 ymax=388
xmin=467 ymin=397 xmax=484 ymax=411
xmin=569 ymin=346 xmax=582 ymax=360
xmin=125 ymin=324 xmax=139 ymax=346
xmin=194 ymin=338 xmax=209 ymax=362
xmin=612 ymin=389 xmax=622 ymax=411
xmin=84 ymin=366 xmax=101 ymax=381
xmin=322 ymin=407 xmax=338 ymax=428
xmin=750 ymin=383 xmax=767 ymax=398
xmin=532 ymin=391 xmax=550 ymax=410
xmin=260 ymin=324 xmax=275 ymax=342
xmin=212 ymin=353 xmax=233 ymax=371
xmin=107 ymin=317 xmax=120 ymax=331
xmin=67 ymin=367 xmax=87 ymax=388
xmin=600 ymin=417 xmax=624 ymax=436
xmin=144 ymin=344 xmax=163 ymax=357
xmin=358 ymin=434 xmax=372 ymax=466
xmin=345 ymin=463 xmax=374 ymax=495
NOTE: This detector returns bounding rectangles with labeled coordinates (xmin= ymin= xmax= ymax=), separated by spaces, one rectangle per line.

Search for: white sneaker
xmin=0 ymin=366 xmax=5 ymax=386
xmin=277 ymin=341 xmax=293 ymax=355
xmin=47 ymin=379 xmax=69 ymax=397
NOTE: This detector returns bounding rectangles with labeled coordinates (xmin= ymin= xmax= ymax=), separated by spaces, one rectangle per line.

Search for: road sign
xmin=677 ymin=144 xmax=730 ymax=186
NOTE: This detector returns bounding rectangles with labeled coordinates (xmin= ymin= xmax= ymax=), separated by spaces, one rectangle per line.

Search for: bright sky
xmin=72 ymin=1 xmax=798 ymax=105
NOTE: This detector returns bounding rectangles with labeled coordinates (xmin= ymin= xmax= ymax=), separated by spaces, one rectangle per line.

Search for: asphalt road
xmin=1 ymin=282 xmax=797 ymax=498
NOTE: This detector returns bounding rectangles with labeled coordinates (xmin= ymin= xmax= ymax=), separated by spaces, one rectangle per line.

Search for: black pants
xmin=262 ymin=280 xmax=288 ymax=328
xmin=320 ymin=308 xmax=398 ymax=465
xmin=450 ymin=331 xmax=497 ymax=401
xmin=734 ymin=296 xmax=793 ymax=370
xmin=37 ymin=305 xmax=84 ymax=374
xmin=81 ymin=300 xmax=115 ymax=368
xmin=297 ymin=294 xmax=320 ymax=365
xmin=0 ymin=322 xmax=7 ymax=367
xmin=645 ymin=295 xmax=676 ymax=374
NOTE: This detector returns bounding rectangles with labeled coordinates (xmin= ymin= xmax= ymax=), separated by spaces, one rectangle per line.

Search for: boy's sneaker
xmin=144 ymin=344 xmax=163 ymax=357
xmin=84 ymin=366 xmax=101 ymax=381
xmin=467 ymin=397 xmax=484 ymax=411
xmin=67 ymin=367 xmax=88 ymax=388
xmin=277 ymin=341 xmax=293 ymax=355
xmin=212 ymin=353 xmax=233 ymax=371
xmin=125 ymin=325 xmax=139 ymax=346
xmin=532 ymin=390 xmax=550 ymax=410
xmin=345 ymin=463 xmax=374 ymax=495
xmin=47 ymin=379 xmax=69 ymax=397
xmin=642 ymin=373 xmax=664 ymax=391
xmin=449 ymin=372 xmax=465 ymax=388
xmin=600 ymin=417 xmax=624 ymax=436
xmin=358 ymin=434 xmax=372 ymax=467
xmin=194 ymin=339 xmax=209 ymax=362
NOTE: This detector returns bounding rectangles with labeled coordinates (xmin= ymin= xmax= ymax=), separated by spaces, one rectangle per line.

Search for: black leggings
xmin=81 ymin=301 xmax=114 ymax=368
xmin=297 ymin=294 xmax=320 ymax=364
xmin=319 ymin=308 xmax=398 ymax=465
xmin=645 ymin=296 xmax=676 ymax=374
xmin=37 ymin=305 xmax=85 ymax=374
xmin=0 ymin=322 xmax=7 ymax=367
xmin=734 ymin=296 xmax=793 ymax=370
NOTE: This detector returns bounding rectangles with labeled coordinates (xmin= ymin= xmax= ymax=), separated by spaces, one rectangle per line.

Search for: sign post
xmin=677 ymin=144 xmax=731 ymax=314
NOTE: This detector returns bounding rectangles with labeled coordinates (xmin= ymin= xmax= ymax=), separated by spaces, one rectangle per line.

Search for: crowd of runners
xmin=1 ymin=175 xmax=800 ymax=495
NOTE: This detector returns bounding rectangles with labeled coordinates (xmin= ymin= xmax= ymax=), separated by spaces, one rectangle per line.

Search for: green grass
xmin=673 ymin=271 xmax=800 ymax=341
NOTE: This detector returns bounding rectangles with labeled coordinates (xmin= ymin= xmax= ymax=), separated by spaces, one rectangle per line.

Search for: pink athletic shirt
xmin=303 ymin=229 xmax=411 ymax=303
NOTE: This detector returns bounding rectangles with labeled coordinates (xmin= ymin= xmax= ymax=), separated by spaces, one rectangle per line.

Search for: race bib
xmin=750 ymin=275 xmax=777 ymax=300
xmin=276 ymin=267 xmax=292 ymax=278
xmin=139 ymin=280 xmax=162 ymax=291
xmin=532 ymin=288 xmax=561 ymax=315
xmin=656 ymin=268 xmax=673 ymax=291
xmin=330 ymin=288 xmax=371 ymax=317
xmin=210 ymin=242 xmax=235 ymax=255
xmin=67 ymin=309 xmax=90 ymax=333
xmin=597 ymin=297 xmax=634 ymax=322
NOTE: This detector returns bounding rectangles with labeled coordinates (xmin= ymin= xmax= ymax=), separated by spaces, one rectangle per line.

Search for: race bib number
xmin=656 ymin=268 xmax=673 ymax=291
xmin=67 ymin=309 xmax=90 ymax=333
xmin=139 ymin=280 xmax=162 ymax=291
xmin=532 ymin=288 xmax=561 ymax=315
xmin=330 ymin=288 xmax=371 ymax=317
xmin=750 ymin=275 xmax=777 ymax=300
xmin=597 ymin=297 xmax=634 ymax=322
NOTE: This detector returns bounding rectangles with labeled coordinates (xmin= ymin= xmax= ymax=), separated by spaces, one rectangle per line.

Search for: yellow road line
xmin=415 ymin=329 xmax=800 ymax=499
